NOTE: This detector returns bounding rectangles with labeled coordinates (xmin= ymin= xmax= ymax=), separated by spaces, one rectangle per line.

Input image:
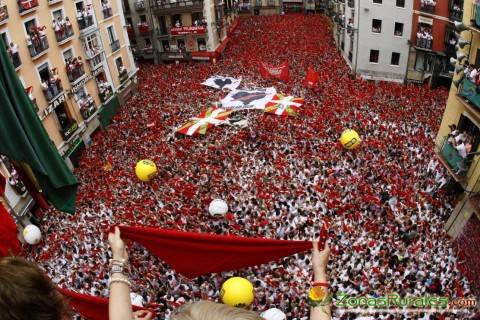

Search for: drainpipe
xmin=353 ymin=0 xmax=360 ymax=78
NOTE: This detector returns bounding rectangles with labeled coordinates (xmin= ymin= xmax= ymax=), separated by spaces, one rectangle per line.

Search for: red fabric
xmin=59 ymin=288 xmax=155 ymax=320
xmin=259 ymin=61 xmax=289 ymax=82
xmin=0 ymin=202 xmax=21 ymax=257
xmin=0 ymin=172 xmax=5 ymax=196
xmin=119 ymin=225 xmax=311 ymax=278
xmin=303 ymin=66 xmax=319 ymax=87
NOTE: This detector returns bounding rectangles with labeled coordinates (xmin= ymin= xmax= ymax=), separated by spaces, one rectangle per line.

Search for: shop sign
xmin=40 ymin=93 xmax=66 ymax=120
xmin=68 ymin=67 xmax=105 ymax=95
xmin=170 ymin=26 xmax=206 ymax=35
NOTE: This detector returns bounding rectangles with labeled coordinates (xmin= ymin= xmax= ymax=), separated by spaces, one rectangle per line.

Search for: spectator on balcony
xmin=25 ymin=35 xmax=35 ymax=57
xmin=65 ymin=17 xmax=73 ymax=35
xmin=41 ymin=79 xmax=53 ymax=101
xmin=76 ymin=8 xmax=84 ymax=29
xmin=421 ymin=0 xmax=436 ymax=7
xmin=53 ymin=18 xmax=64 ymax=41
xmin=7 ymin=42 xmax=20 ymax=67
xmin=101 ymin=0 xmax=111 ymax=9
xmin=467 ymin=64 xmax=478 ymax=82
xmin=175 ymin=20 xmax=181 ymax=28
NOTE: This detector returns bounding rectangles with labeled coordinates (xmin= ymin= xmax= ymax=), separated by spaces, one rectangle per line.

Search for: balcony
xmin=77 ymin=13 xmax=94 ymax=31
xmin=110 ymin=39 xmax=120 ymax=52
xmin=48 ymin=0 xmax=63 ymax=5
xmin=27 ymin=34 xmax=49 ymax=60
xmin=436 ymin=137 xmax=470 ymax=181
xmin=420 ymin=1 xmax=435 ymax=14
xmin=79 ymin=97 xmax=96 ymax=120
xmin=8 ymin=50 xmax=22 ymax=70
xmin=66 ymin=62 xmax=86 ymax=84
xmin=149 ymin=0 xmax=203 ymax=14
xmin=102 ymin=6 xmax=113 ymax=19
xmin=41 ymin=80 xmax=63 ymax=103
xmin=449 ymin=1 xmax=463 ymax=22
xmin=84 ymin=49 xmax=104 ymax=70
xmin=18 ymin=0 xmax=39 ymax=15
xmin=138 ymin=22 xmax=150 ymax=35
xmin=119 ymin=68 xmax=128 ymax=83
xmin=471 ymin=3 xmax=480 ymax=31
xmin=458 ymin=78 xmax=480 ymax=123
xmin=415 ymin=36 xmax=433 ymax=50
xmin=61 ymin=121 xmax=79 ymax=141
xmin=135 ymin=0 xmax=146 ymax=10
xmin=0 ymin=4 xmax=8 ymax=25
xmin=97 ymin=82 xmax=113 ymax=103
xmin=54 ymin=24 xmax=74 ymax=44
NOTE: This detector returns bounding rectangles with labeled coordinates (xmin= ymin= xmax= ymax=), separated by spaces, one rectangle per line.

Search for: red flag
xmin=303 ymin=66 xmax=319 ymax=87
xmin=0 ymin=202 xmax=21 ymax=257
xmin=319 ymin=219 xmax=329 ymax=244
xmin=259 ymin=61 xmax=289 ymax=82
xmin=118 ymin=225 xmax=311 ymax=278
xmin=59 ymin=288 xmax=155 ymax=320
xmin=0 ymin=172 xmax=5 ymax=196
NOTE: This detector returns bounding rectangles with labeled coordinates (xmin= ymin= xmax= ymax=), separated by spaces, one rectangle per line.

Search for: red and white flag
xmin=259 ymin=61 xmax=289 ymax=82
xmin=264 ymin=94 xmax=304 ymax=116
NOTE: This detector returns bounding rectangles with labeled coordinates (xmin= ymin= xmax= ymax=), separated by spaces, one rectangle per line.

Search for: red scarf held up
xmin=59 ymin=288 xmax=155 ymax=320
xmin=118 ymin=225 xmax=312 ymax=278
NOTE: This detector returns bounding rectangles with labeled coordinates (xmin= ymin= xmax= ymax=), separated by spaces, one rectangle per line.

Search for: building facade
xmin=406 ymin=0 xmax=462 ymax=87
xmin=0 ymin=0 xmax=137 ymax=219
xmin=436 ymin=1 xmax=480 ymax=237
xmin=120 ymin=0 xmax=240 ymax=63
xmin=330 ymin=0 xmax=413 ymax=83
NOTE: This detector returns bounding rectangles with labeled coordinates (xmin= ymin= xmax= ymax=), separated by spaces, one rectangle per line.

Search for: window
xmin=394 ymin=22 xmax=403 ymax=36
xmin=139 ymin=14 xmax=147 ymax=23
xmin=372 ymin=19 xmax=382 ymax=33
xmin=145 ymin=38 xmax=151 ymax=46
xmin=54 ymin=103 xmax=71 ymax=131
xmin=369 ymin=49 xmax=379 ymax=63
xmin=126 ymin=17 xmax=133 ymax=26
xmin=63 ymin=48 xmax=74 ymax=61
xmin=161 ymin=40 xmax=170 ymax=51
xmin=192 ymin=12 xmax=203 ymax=26
xmin=396 ymin=0 xmax=405 ymax=7
xmin=107 ymin=25 xmax=116 ymax=43
xmin=115 ymin=56 xmax=123 ymax=72
xmin=37 ymin=62 xmax=50 ymax=83
xmin=373 ymin=0 xmax=382 ymax=3
xmin=391 ymin=52 xmax=400 ymax=66
xmin=197 ymin=38 xmax=206 ymax=51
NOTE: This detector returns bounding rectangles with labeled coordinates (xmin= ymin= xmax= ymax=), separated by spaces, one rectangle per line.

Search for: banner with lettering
xmin=259 ymin=61 xmax=289 ymax=82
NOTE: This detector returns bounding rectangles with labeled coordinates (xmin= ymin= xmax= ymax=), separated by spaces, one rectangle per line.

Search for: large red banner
xmin=170 ymin=26 xmax=206 ymax=35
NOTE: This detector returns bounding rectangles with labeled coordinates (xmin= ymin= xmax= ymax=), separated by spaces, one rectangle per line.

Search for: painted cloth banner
xmin=176 ymin=107 xmax=233 ymax=136
xmin=0 ymin=202 xmax=21 ymax=257
xmin=460 ymin=78 xmax=480 ymax=109
xmin=259 ymin=62 xmax=289 ymax=82
xmin=264 ymin=94 xmax=304 ymax=116
xmin=59 ymin=288 xmax=155 ymax=320
xmin=221 ymin=87 xmax=277 ymax=110
xmin=118 ymin=225 xmax=312 ymax=278
xmin=303 ymin=66 xmax=319 ymax=87
xmin=201 ymin=76 xmax=242 ymax=91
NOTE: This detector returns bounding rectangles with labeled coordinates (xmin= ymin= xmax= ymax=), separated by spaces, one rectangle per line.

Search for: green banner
xmin=477 ymin=4 xmax=480 ymax=27
xmin=460 ymin=78 xmax=480 ymax=109
xmin=0 ymin=42 xmax=78 ymax=213
xmin=441 ymin=141 xmax=465 ymax=172
xmin=99 ymin=96 xmax=121 ymax=128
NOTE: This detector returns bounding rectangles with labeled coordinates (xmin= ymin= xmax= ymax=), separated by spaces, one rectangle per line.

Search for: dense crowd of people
xmin=26 ymin=14 xmax=478 ymax=319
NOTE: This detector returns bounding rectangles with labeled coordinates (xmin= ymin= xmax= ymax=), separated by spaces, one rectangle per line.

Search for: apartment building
xmin=0 ymin=0 xmax=136 ymax=218
xmin=121 ymin=0 xmax=155 ymax=61
xmin=406 ymin=0 xmax=463 ymax=87
xmin=330 ymin=0 xmax=413 ymax=83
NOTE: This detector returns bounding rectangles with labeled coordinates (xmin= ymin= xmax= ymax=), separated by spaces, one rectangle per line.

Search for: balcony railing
xmin=416 ymin=36 xmax=433 ymax=50
xmin=437 ymin=137 xmax=471 ymax=179
xmin=66 ymin=64 xmax=85 ymax=83
xmin=61 ymin=121 xmax=79 ymax=140
xmin=79 ymin=97 xmax=96 ymax=120
xmin=18 ymin=0 xmax=39 ymax=14
xmin=0 ymin=4 xmax=8 ymax=24
xmin=84 ymin=49 xmax=104 ymax=69
xmin=119 ymin=69 xmax=128 ymax=83
xmin=420 ymin=2 xmax=435 ymax=14
xmin=472 ymin=3 xmax=480 ymax=30
xmin=150 ymin=0 xmax=203 ymax=12
xmin=135 ymin=0 xmax=145 ymax=10
xmin=98 ymin=82 xmax=113 ymax=103
xmin=8 ymin=50 xmax=22 ymax=69
xmin=102 ymin=6 xmax=113 ymax=19
xmin=27 ymin=35 xmax=49 ymax=59
xmin=110 ymin=39 xmax=120 ymax=52
xmin=77 ymin=14 xmax=94 ymax=30
xmin=138 ymin=23 xmax=150 ymax=35
xmin=41 ymin=80 xmax=63 ymax=102
xmin=54 ymin=24 xmax=74 ymax=43
xmin=127 ymin=25 xmax=134 ymax=35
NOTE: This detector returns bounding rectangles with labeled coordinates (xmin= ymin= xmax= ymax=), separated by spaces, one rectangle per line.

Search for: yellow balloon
xmin=220 ymin=277 xmax=255 ymax=308
xmin=339 ymin=129 xmax=361 ymax=150
xmin=135 ymin=159 xmax=158 ymax=182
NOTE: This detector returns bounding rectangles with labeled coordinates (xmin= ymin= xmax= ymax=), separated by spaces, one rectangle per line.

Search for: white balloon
xmin=23 ymin=224 xmax=41 ymax=245
xmin=261 ymin=308 xmax=286 ymax=320
xmin=209 ymin=199 xmax=228 ymax=216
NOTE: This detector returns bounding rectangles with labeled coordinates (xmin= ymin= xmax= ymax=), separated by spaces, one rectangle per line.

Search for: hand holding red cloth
xmin=118 ymin=225 xmax=312 ymax=278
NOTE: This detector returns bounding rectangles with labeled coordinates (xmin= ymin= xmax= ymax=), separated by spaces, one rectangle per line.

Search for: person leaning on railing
xmin=107 ymin=227 xmax=333 ymax=320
